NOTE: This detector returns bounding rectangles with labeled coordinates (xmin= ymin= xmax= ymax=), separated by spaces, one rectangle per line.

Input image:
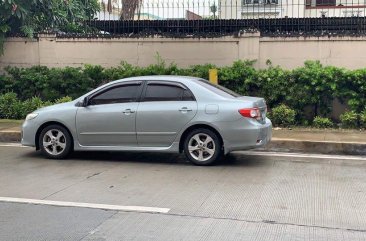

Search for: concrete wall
xmin=2 ymin=34 xmax=366 ymax=70
xmin=259 ymin=36 xmax=366 ymax=69
xmin=1 ymin=38 xmax=40 ymax=68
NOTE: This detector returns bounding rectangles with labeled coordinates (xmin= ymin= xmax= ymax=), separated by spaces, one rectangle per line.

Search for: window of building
xmin=243 ymin=0 xmax=278 ymax=5
xmin=316 ymin=0 xmax=336 ymax=5
xmin=306 ymin=0 xmax=336 ymax=6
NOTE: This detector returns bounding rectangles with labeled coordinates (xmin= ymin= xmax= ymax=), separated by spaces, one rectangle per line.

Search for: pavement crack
xmin=78 ymin=211 xmax=118 ymax=241
xmin=86 ymin=172 xmax=101 ymax=179
xmin=41 ymin=171 xmax=105 ymax=200
xmin=155 ymin=212 xmax=366 ymax=234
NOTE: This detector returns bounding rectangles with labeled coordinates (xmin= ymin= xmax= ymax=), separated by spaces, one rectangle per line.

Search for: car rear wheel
xmin=39 ymin=125 xmax=72 ymax=159
xmin=184 ymin=128 xmax=222 ymax=166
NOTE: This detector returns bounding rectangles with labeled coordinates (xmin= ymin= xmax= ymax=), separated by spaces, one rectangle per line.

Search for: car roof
xmin=112 ymin=75 xmax=202 ymax=84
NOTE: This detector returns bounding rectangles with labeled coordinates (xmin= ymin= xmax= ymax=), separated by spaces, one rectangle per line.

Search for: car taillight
xmin=239 ymin=108 xmax=261 ymax=120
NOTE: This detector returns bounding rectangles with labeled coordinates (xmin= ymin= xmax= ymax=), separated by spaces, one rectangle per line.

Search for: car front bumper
xmin=21 ymin=120 xmax=38 ymax=147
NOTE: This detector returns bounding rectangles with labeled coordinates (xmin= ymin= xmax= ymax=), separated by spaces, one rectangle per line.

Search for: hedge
xmin=0 ymin=92 xmax=72 ymax=120
xmin=0 ymin=60 xmax=365 ymax=124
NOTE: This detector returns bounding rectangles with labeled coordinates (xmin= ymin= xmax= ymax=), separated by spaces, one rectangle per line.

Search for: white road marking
xmin=237 ymin=151 xmax=366 ymax=161
xmin=0 ymin=197 xmax=170 ymax=213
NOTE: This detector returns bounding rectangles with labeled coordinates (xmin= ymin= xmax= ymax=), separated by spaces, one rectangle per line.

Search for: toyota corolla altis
xmin=22 ymin=76 xmax=272 ymax=165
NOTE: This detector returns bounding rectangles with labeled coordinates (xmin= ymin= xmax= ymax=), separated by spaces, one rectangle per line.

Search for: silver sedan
xmin=22 ymin=76 xmax=272 ymax=165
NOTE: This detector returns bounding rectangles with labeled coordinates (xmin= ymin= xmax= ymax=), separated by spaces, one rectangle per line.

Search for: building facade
xmin=219 ymin=0 xmax=366 ymax=18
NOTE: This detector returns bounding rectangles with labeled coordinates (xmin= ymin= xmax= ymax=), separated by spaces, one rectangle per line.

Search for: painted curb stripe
xmin=238 ymin=151 xmax=366 ymax=161
xmin=0 ymin=197 xmax=170 ymax=214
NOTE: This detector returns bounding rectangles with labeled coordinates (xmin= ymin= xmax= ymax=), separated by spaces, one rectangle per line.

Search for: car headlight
xmin=25 ymin=113 xmax=39 ymax=121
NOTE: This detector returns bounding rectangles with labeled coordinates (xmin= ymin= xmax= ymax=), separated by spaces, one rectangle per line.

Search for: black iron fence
xmin=83 ymin=17 xmax=366 ymax=37
xmin=61 ymin=0 xmax=366 ymax=36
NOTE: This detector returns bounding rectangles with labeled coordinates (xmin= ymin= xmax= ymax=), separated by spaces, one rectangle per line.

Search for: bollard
xmin=209 ymin=69 xmax=218 ymax=85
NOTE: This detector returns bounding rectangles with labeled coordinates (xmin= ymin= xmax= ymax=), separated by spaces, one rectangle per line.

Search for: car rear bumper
xmin=221 ymin=118 xmax=272 ymax=154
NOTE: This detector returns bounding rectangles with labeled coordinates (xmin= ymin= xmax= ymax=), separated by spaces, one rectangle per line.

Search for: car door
xmin=136 ymin=81 xmax=198 ymax=147
xmin=76 ymin=81 xmax=143 ymax=146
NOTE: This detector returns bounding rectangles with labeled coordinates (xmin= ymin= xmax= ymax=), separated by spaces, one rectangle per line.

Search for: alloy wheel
xmin=188 ymin=133 xmax=216 ymax=162
xmin=42 ymin=129 xmax=67 ymax=156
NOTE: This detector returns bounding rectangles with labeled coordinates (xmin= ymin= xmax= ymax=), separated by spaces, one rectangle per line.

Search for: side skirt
xmin=73 ymin=142 xmax=180 ymax=153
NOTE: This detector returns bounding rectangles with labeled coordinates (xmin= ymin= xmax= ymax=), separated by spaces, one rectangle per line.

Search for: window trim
xmin=87 ymin=81 xmax=143 ymax=106
xmin=141 ymin=81 xmax=196 ymax=102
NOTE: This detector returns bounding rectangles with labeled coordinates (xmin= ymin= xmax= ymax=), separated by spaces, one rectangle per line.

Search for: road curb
xmin=0 ymin=131 xmax=21 ymax=143
xmin=1 ymin=131 xmax=365 ymax=155
xmin=265 ymin=139 xmax=366 ymax=155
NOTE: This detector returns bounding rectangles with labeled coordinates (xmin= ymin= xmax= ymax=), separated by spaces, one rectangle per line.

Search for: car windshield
xmin=195 ymin=79 xmax=241 ymax=98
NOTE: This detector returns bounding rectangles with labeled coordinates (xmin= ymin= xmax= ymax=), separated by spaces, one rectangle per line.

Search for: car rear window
xmin=195 ymin=79 xmax=241 ymax=98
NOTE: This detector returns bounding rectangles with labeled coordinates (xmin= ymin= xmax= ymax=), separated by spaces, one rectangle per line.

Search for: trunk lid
xmin=236 ymin=96 xmax=266 ymax=108
xmin=237 ymin=96 xmax=267 ymax=123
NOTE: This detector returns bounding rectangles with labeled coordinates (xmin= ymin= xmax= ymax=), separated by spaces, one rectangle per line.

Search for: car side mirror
xmin=82 ymin=97 xmax=89 ymax=107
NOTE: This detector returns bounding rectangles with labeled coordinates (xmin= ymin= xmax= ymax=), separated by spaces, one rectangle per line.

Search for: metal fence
xmin=76 ymin=0 xmax=366 ymax=36
xmin=97 ymin=0 xmax=366 ymax=20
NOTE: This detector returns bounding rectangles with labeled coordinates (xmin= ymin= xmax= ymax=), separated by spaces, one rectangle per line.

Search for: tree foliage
xmin=0 ymin=0 xmax=100 ymax=53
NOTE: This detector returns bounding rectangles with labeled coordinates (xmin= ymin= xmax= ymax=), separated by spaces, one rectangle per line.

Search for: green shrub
xmin=0 ymin=60 xmax=365 ymax=126
xmin=340 ymin=111 xmax=359 ymax=129
xmin=22 ymin=97 xmax=46 ymax=117
xmin=0 ymin=92 xmax=23 ymax=119
xmin=255 ymin=65 xmax=291 ymax=108
xmin=287 ymin=61 xmax=346 ymax=119
xmin=360 ymin=109 xmax=366 ymax=128
xmin=270 ymin=104 xmax=296 ymax=127
xmin=313 ymin=116 xmax=334 ymax=128
xmin=0 ymin=93 xmax=71 ymax=119
xmin=341 ymin=69 xmax=366 ymax=113
xmin=54 ymin=96 xmax=72 ymax=104
xmin=218 ymin=60 xmax=257 ymax=95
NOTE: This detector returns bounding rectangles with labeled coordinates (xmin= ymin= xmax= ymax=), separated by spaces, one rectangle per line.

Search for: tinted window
xmin=89 ymin=84 xmax=140 ymax=105
xmin=182 ymin=90 xmax=195 ymax=101
xmin=144 ymin=84 xmax=195 ymax=101
xmin=195 ymin=79 xmax=241 ymax=98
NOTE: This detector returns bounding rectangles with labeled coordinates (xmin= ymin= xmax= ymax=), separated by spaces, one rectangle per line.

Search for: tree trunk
xmin=107 ymin=0 xmax=112 ymax=13
xmin=120 ymin=0 xmax=142 ymax=20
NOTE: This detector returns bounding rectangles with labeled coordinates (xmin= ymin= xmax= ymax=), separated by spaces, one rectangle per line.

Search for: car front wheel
xmin=39 ymin=125 xmax=72 ymax=159
xmin=184 ymin=128 xmax=222 ymax=166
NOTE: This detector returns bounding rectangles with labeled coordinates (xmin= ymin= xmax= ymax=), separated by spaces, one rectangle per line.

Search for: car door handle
xmin=179 ymin=107 xmax=193 ymax=112
xmin=122 ymin=109 xmax=135 ymax=115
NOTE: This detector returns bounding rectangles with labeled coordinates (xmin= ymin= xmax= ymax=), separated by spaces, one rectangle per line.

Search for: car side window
xmin=144 ymin=83 xmax=195 ymax=102
xmin=89 ymin=84 xmax=141 ymax=105
xmin=182 ymin=89 xmax=195 ymax=101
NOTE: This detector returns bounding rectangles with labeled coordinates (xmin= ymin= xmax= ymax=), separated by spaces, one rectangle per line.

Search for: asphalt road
xmin=1 ymin=145 xmax=366 ymax=241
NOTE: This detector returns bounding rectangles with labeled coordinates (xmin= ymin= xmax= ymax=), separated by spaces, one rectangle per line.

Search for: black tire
xmin=183 ymin=128 xmax=222 ymax=166
xmin=39 ymin=124 xmax=72 ymax=159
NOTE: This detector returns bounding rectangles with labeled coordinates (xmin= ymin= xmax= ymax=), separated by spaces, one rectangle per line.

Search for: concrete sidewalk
xmin=267 ymin=128 xmax=366 ymax=155
xmin=0 ymin=120 xmax=365 ymax=155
